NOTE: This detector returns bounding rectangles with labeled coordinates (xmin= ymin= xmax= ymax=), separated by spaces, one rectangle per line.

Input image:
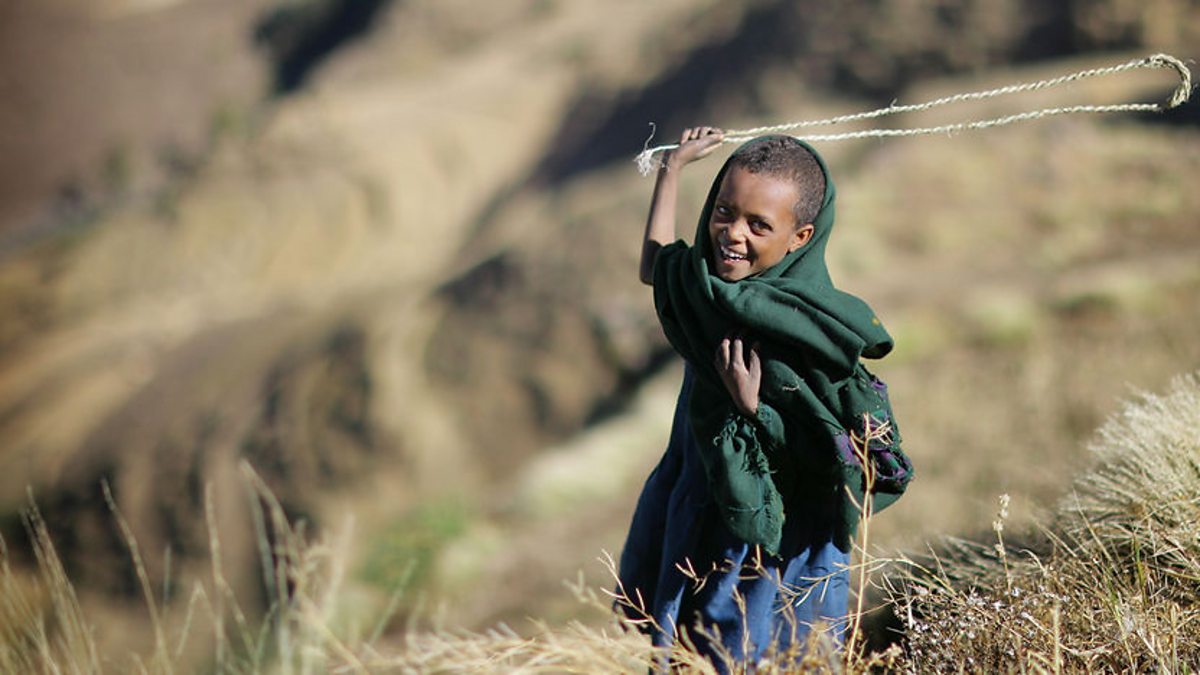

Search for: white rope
xmin=635 ymin=53 xmax=1194 ymax=175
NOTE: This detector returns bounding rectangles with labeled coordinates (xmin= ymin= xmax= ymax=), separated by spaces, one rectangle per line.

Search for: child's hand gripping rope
xmin=662 ymin=126 xmax=725 ymax=171
xmin=638 ymin=125 xmax=724 ymax=285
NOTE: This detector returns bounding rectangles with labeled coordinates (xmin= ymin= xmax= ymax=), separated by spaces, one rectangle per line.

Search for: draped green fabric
xmin=652 ymin=137 xmax=913 ymax=554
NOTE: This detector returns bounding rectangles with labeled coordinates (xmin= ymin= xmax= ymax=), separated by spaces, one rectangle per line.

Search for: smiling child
xmin=618 ymin=128 xmax=913 ymax=668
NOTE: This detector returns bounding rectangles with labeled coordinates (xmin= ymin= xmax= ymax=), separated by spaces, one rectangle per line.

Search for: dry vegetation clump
xmin=897 ymin=372 xmax=1200 ymax=672
xmin=0 ymin=473 xmax=347 ymax=673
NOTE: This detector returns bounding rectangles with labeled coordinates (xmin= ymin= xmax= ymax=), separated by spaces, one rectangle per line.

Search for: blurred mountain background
xmin=1 ymin=0 xmax=1197 ymax=663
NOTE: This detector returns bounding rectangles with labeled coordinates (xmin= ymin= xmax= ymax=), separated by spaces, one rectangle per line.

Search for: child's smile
xmin=708 ymin=167 xmax=813 ymax=282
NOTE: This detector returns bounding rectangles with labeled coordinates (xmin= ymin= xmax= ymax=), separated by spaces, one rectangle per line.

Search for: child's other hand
xmin=665 ymin=126 xmax=724 ymax=171
xmin=715 ymin=333 xmax=761 ymax=416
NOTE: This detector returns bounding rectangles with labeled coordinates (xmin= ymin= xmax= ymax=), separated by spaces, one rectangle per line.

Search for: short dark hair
xmin=728 ymin=137 xmax=825 ymax=227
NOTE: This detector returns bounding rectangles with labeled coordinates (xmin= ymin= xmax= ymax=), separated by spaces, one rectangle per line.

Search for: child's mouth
xmin=717 ymin=243 xmax=748 ymax=263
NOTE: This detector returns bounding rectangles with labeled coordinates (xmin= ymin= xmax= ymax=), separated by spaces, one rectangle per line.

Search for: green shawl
xmin=653 ymin=137 xmax=913 ymax=554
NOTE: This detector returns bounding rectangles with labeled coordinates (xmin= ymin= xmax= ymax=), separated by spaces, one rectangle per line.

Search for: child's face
xmin=708 ymin=167 xmax=815 ymax=282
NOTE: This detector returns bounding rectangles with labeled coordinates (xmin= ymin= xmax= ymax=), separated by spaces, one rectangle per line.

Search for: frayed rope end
xmin=634 ymin=143 xmax=683 ymax=175
xmin=634 ymin=121 xmax=682 ymax=176
xmin=635 ymin=122 xmax=663 ymax=176
xmin=634 ymin=148 xmax=663 ymax=176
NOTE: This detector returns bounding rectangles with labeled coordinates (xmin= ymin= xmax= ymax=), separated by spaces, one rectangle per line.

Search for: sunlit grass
xmin=896 ymin=372 xmax=1200 ymax=671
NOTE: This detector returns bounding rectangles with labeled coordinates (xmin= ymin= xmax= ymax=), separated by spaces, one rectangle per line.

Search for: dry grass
xmin=0 ymin=485 xmax=878 ymax=673
xmin=0 ymin=496 xmax=101 ymax=673
xmin=896 ymin=371 xmax=1200 ymax=672
xmin=4 ymin=372 xmax=1200 ymax=672
xmin=0 ymin=465 xmax=900 ymax=672
xmin=0 ymin=463 xmax=385 ymax=674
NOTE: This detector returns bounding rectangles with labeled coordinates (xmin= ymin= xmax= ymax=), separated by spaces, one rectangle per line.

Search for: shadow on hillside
xmin=527 ymin=1 xmax=1096 ymax=189
xmin=254 ymin=0 xmax=393 ymax=94
xmin=529 ymin=3 xmax=797 ymax=188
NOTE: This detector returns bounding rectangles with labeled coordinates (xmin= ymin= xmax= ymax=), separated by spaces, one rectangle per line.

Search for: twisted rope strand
xmin=635 ymin=53 xmax=1194 ymax=175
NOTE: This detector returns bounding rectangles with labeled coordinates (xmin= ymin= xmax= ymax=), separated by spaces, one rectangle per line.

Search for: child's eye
xmin=750 ymin=220 xmax=772 ymax=233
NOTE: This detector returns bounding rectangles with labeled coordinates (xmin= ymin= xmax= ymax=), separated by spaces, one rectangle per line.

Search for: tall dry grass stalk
xmin=843 ymin=412 xmax=893 ymax=662
xmin=897 ymin=371 xmax=1200 ymax=672
xmin=0 ymin=495 xmax=102 ymax=673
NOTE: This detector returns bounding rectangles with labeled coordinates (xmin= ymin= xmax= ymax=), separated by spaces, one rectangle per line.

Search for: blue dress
xmin=617 ymin=368 xmax=850 ymax=667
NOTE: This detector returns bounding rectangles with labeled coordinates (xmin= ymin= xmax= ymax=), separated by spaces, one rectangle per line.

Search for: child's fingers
xmin=679 ymin=126 xmax=724 ymax=145
xmin=730 ymin=336 xmax=744 ymax=369
xmin=695 ymin=132 xmax=725 ymax=157
xmin=714 ymin=337 xmax=731 ymax=369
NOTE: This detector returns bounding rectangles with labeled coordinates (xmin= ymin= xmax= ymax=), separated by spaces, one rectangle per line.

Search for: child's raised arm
xmin=638 ymin=126 xmax=724 ymax=285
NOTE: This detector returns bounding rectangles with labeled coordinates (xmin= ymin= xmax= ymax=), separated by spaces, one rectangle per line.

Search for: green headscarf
xmin=653 ymin=136 xmax=913 ymax=554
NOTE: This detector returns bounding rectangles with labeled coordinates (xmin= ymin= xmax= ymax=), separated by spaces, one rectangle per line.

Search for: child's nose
xmin=725 ymin=219 xmax=750 ymax=240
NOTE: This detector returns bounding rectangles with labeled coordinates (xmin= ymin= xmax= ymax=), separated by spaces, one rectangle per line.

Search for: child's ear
xmin=788 ymin=224 xmax=815 ymax=252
